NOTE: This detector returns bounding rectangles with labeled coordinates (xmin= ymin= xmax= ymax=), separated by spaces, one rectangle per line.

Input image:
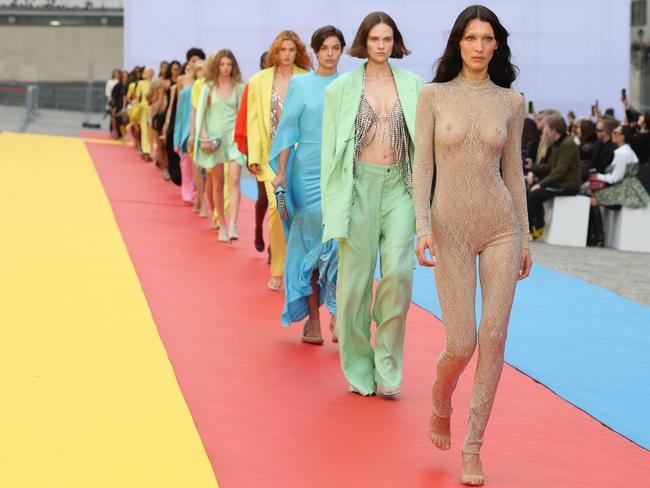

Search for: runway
xmin=1 ymin=131 xmax=648 ymax=487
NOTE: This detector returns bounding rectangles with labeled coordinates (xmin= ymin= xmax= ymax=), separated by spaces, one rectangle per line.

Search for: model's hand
xmin=518 ymin=248 xmax=532 ymax=280
xmin=249 ymin=163 xmax=260 ymax=175
xmin=415 ymin=234 xmax=436 ymax=267
xmin=201 ymin=140 xmax=214 ymax=153
xmin=271 ymin=172 xmax=286 ymax=191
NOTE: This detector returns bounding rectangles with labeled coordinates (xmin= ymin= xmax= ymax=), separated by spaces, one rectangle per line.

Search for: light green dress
xmin=194 ymin=81 xmax=246 ymax=169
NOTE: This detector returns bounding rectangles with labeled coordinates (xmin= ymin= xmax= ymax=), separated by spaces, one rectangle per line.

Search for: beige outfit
xmin=412 ymin=75 xmax=529 ymax=454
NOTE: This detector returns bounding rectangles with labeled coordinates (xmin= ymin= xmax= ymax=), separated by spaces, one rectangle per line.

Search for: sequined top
xmin=354 ymin=72 xmax=411 ymax=195
xmin=412 ymin=75 xmax=529 ymax=249
xmin=270 ymin=87 xmax=284 ymax=140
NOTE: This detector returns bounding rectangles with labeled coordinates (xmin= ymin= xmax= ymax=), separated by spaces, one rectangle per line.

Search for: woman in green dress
xmin=194 ymin=49 xmax=246 ymax=242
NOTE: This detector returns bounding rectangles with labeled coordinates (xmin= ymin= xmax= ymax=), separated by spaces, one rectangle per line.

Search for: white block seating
xmin=602 ymin=206 xmax=650 ymax=253
xmin=542 ymin=195 xmax=591 ymax=247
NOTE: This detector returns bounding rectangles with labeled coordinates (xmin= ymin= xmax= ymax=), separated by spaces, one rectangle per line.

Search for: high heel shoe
xmin=217 ymin=227 xmax=229 ymax=242
xmin=254 ymin=227 xmax=265 ymax=252
xmin=329 ymin=317 xmax=338 ymax=343
xmin=228 ymin=223 xmax=239 ymax=241
xmin=301 ymin=319 xmax=324 ymax=345
xmin=461 ymin=453 xmax=484 ymax=486
xmin=378 ymin=385 xmax=401 ymax=398
xmin=267 ymin=276 xmax=282 ymax=291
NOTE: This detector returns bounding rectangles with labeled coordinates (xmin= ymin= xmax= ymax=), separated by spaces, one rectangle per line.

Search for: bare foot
xmin=461 ymin=453 xmax=484 ymax=486
xmin=329 ymin=316 xmax=338 ymax=343
xmin=428 ymin=414 xmax=451 ymax=450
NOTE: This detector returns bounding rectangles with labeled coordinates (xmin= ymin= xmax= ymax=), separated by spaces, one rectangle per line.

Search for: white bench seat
xmin=542 ymin=195 xmax=591 ymax=247
xmin=603 ymin=206 xmax=650 ymax=253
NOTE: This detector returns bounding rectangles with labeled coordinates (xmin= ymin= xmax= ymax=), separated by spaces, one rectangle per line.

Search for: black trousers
xmin=527 ymin=186 xmax=578 ymax=230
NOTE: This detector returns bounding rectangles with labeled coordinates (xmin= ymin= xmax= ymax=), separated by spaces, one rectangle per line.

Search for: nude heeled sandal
xmin=301 ymin=319 xmax=324 ymax=345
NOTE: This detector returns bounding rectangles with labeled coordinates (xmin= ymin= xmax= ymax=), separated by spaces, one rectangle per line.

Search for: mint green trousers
xmin=336 ymin=162 xmax=415 ymax=395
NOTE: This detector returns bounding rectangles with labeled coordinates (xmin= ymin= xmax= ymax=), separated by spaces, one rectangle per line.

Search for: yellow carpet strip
xmin=0 ymin=132 xmax=218 ymax=487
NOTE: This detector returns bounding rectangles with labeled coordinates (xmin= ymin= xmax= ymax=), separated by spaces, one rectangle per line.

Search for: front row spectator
xmin=585 ymin=119 xmax=616 ymax=181
xmin=525 ymin=113 xmax=581 ymax=239
xmin=585 ymin=126 xmax=650 ymax=245
xmin=576 ymin=119 xmax=597 ymax=164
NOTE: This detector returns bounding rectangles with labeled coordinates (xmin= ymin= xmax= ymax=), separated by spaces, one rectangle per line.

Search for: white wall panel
xmin=125 ymin=0 xmax=630 ymax=116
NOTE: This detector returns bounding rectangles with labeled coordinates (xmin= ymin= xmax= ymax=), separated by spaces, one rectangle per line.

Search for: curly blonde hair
xmin=203 ymin=49 xmax=242 ymax=84
xmin=264 ymin=31 xmax=312 ymax=70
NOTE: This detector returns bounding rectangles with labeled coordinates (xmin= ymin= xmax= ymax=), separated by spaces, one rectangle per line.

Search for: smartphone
xmin=527 ymin=100 xmax=534 ymax=114
xmin=622 ymin=88 xmax=627 ymax=100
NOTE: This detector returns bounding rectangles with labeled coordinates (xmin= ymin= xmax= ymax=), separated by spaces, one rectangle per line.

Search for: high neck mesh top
xmin=412 ymin=74 xmax=529 ymax=250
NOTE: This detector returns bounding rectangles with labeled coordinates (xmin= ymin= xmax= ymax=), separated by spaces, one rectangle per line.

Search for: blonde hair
xmin=265 ymin=31 xmax=312 ymax=70
xmin=203 ymin=49 xmax=242 ymax=84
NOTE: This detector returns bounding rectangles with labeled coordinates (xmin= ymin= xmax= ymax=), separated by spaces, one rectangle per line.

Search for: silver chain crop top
xmin=353 ymin=70 xmax=412 ymax=197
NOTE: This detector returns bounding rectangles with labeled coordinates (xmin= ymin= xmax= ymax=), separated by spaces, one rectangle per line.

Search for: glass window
xmin=0 ymin=13 xmax=123 ymax=26
xmin=632 ymin=0 xmax=647 ymax=27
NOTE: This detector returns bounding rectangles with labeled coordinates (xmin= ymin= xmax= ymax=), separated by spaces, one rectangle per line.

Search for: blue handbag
xmin=274 ymin=185 xmax=294 ymax=222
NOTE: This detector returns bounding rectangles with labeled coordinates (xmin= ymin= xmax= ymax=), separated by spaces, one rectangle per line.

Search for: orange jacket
xmin=234 ymin=83 xmax=249 ymax=155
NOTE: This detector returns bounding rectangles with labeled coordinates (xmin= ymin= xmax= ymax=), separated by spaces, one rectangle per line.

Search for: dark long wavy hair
xmin=433 ymin=5 xmax=518 ymax=88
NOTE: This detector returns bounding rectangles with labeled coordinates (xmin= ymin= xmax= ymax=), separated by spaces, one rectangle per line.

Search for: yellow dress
xmin=247 ymin=66 xmax=307 ymax=277
xmin=135 ymin=79 xmax=152 ymax=155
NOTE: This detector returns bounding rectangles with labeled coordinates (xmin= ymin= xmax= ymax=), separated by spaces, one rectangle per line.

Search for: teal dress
xmin=194 ymin=81 xmax=246 ymax=169
xmin=173 ymin=84 xmax=192 ymax=156
xmin=270 ymin=72 xmax=339 ymax=326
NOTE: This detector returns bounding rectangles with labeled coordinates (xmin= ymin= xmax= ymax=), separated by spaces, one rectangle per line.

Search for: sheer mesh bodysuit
xmin=412 ymin=75 xmax=529 ymax=454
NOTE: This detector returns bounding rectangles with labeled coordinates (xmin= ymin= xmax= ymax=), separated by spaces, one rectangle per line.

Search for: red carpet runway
xmin=86 ymin=135 xmax=650 ymax=487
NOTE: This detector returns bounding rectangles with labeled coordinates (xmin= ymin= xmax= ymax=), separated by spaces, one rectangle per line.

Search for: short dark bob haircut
xmin=311 ymin=25 xmax=346 ymax=53
xmin=185 ymin=47 xmax=206 ymax=62
xmin=433 ymin=5 xmax=518 ymax=88
xmin=348 ymin=11 xmax=410 ymax=59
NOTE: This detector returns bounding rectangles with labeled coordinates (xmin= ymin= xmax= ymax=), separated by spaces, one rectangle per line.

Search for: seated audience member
xmin=586 ymin=119 xmax=616 ymax=180
xmin=576 ymin=119 xmax=597 ymax=175
xmin=533 ymin=109 xmax=561 ymax=164
xmin=521 ymin=117 xmax=540 ymax=167
xmin=586 ymin=125 xmax=649 ymax=245
xmin=526 ymin=113 xmax=582 ymax=238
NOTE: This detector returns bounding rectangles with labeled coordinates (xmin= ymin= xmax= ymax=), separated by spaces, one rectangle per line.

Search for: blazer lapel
xmin=259 ymin=67 xmax=274 ymax=136
xmin=334 ymin=64 xmax=364 ymax=159
xmin=392 ymin=66 xmax=417 ymax=139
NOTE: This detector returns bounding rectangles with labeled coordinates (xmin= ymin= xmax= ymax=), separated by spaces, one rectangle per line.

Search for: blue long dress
xmin=173 ymin=84 xmax=192 ymax=156
xmin=269 ymin=72 xmax=339 ymax=326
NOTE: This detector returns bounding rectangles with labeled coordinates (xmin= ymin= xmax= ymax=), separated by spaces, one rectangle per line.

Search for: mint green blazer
xmin=320 ymin=64 xmax=425 ymax=241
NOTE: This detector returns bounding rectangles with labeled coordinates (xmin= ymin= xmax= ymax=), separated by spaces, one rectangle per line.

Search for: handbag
xmin=275 ymin=185 xmax=294 ymax=221
xmin=198 ymin=137 xmax=222 ymax=153
xmin=589 ymin=179 xmax=608 ymax=191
